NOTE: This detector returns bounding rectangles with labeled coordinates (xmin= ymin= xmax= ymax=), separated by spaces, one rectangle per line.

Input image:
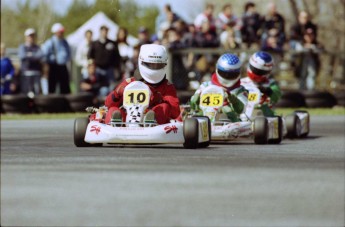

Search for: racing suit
xmin=104 ymin=76 xmax=180 ymax=124
xmin=190 ymin=73 xmax=247 ymax=122
xmin=241 ymin=76 xmax=281 ymax=117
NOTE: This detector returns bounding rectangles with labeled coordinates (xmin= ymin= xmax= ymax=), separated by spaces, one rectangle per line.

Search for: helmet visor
xmin=142 ymin=62 xmax=166 ymax=70
xmin=249 ymin=64 xmax=270 ymax=76
xmin=217 ymin=69 xmax=240 ymax=80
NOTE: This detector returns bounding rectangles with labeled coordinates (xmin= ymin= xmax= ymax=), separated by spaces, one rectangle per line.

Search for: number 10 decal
xmin=124 ymin=90 xmax=150 ymax=106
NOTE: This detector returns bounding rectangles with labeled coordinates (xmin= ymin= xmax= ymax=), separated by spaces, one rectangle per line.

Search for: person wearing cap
xmin=18 ymin=28 xmax=44 ymax=96
xmin=88 ymin=25 xmax=121 ymax=90
xmin=42 ymin=23 xmax=71 ymax=94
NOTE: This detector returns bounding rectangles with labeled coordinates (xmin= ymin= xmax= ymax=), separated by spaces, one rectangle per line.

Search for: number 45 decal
xmin=200 ymin=94 xmax=223 ymax=107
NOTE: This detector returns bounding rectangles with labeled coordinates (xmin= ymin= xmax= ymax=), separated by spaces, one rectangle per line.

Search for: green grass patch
xmin=1 ymin=107 xmax=344 ymax=120
xmin=275 ymin=107 xmax=345 ymax=116
xmin=1 ymin=112 xmax=87 ymax=120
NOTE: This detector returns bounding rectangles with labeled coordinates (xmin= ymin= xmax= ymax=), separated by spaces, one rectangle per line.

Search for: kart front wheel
xmin=254 ymin=117 xmax=268 ymax=144
xmin=183 ymin=117 xmax=199 ymax=149
xmin=74 ymin=117 xmax=102 ymax=147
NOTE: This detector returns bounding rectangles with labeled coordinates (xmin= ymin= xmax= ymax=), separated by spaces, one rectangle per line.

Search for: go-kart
xmin=74 ymin=81 xmax=211 ymax=149
xmin=185 ymin=85 xmax=282 ymax=144
xmin=241 ymin=78 xmax=310 ymax=139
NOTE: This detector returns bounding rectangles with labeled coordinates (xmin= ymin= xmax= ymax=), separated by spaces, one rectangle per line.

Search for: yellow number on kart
xmin=200 ymin=94 xmax=223 ymax=107
xmin=248 ymin=93 xmax=258 ymax=102
xmin=124 ymin=90 xmax=149 ymax=106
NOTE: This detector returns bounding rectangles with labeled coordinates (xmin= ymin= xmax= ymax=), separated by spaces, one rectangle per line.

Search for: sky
xmin=1 ymin=0 xmax=204 ymax=23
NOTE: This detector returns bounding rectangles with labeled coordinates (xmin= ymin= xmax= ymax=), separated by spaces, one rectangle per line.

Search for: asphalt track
xmin=1 ymin=115 xmax=344 ymax=226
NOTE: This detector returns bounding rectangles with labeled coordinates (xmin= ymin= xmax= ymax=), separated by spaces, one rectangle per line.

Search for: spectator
xmin=261 ymin=28 xmax=284 ymax=54
xmin=155 ymin=4 xmax=180 ymax=35
xmin=116 ymin=27 xmax=134 ymax=77
xmin=194 ymin=20 xmax=219 ymax=48
xmin=292 ymin=28 xmax=323 ymax=90
xmin=220 ymin=26 xmax=241 ymax=50
xmin=42 ymin=23 xmax=71 ymax=94
xmin=241 ymin=2 xmax=263 ymax=48
xmin=261 ymin=2 xmax=286 ymax=50
xmin=124 ymin=45 xmax=140 ymax=79
xmin=18 ymin=28 xmax=44 ymax=97
xmin=88 ymin=25 xmax=122 ymax=89
xmin=194 ymin=20 xmax=219 ymax=82
xmin=80 ymin=59 xmax=109 ymax=102
xmin=289 ymin=11 xmax=318 ymax=49
xmin=216 ymin=4 xmax=241 ymax=36
xmin=75 ymin=30 xmax=93 ymax=79
xmin=165 ymin=28 xmax=189 ymax=90
xmin=182 ymin=24 xmax=198 ymax=47
xmin=137 ymin=26 xmax=151 ymax=46
xmin=194 ymin=3 xmax=216 ymax=32
xmin=1 ymin=43 xmax=15 ymax=95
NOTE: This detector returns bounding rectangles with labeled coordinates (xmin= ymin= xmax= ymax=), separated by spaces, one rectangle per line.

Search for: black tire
xmin=302 ymin=91 xmax=337 ymax=108
xmin=276 ymin=91 xmax=306 ymax=107
xmin=74 ymin=117 xmax=89 ymax=147
xmin=268 ymin=116 xmax=283 ymax=144
xmin=195 ymin=116 xmax=211 ymax=148
xmin=333 ymin=91 xmax=345 ymax=106
xmin=1 ymin=95 xmax=33 ymax=114
xmin=73 ymin=117 xmax=102 ymax=147
xmin=183 ymin=117 xmax=199 ymax=149
xmin=254 ymin=117 xmax=268 ymax=144
xmin=65 ymin=93 xmax=94 ymax=112
xmin=34 ymin=94 xmax=70 ymax=113
xmin=285 ymin=113 xmax=301 ymax=138
xmin=294 ymin=110 xmax=310 ymax=137
xmin=275 ymin=98 xmax=301 ymax=108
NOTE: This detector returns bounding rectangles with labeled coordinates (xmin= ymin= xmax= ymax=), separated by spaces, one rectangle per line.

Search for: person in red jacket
xmin=104 ymin=44 xmax=180 ymax=125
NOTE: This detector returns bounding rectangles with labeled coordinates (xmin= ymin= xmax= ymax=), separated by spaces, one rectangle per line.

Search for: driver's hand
xmin=150 ymin=91 xmax=163 ymax=106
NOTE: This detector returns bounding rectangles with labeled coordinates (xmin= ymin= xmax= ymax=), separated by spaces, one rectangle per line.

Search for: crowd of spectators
xmin=0 ymin=1 xmax=323 ymax=98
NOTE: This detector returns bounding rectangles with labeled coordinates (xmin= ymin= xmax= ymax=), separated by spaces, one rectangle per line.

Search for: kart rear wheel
xmin=268 ymin=116 xmax=283 ymax=144
xmin=74 ymin=117 xmax=102 ymax=147
xmin=183 ymin=117 xmax=199 ymax=149
xmin=294 ymin=110 xmax=310 ymax=137
xmin=254 ymin=117 xmax=268 ymax=144
xmin=285 ymin=113 xmax=302 ymax=138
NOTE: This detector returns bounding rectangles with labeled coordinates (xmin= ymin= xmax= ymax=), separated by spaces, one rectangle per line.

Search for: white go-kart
xmin=188 ymin=85 xmax=282 ymax=144
xmin=241 ymin=78 xmax=310 ymax=139
xmin=74 ymin=81 xmax=211 ymax=149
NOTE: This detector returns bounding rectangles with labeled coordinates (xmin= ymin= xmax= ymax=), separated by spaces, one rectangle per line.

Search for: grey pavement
xmin=1 ymin=115 xmax=344 ymax=226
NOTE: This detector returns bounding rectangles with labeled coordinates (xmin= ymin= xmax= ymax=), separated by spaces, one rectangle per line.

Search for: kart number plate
xmin=200 ymin=94 xmax=223 ymax=107
xmin=124 ymin=90 xmax=150 ymax=106
xmin=248 ymin=92 xmax=259 ymax=102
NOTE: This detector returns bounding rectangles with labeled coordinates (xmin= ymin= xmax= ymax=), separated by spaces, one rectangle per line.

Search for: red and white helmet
xmin=247 ymin=51 xmax=274 ymax=83
xmin=138 ymin=44 xmax=168 ymax=84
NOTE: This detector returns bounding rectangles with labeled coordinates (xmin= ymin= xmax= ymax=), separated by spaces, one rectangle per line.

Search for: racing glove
xmin=258 ymin=86 xmax=273 ymax=96
xmin=190 ymin=94 xmax=200 ymax=111
xmin=150 ymin=91 xmax=163 ymax=107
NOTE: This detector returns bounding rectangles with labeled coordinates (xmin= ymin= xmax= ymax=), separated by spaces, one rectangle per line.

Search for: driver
xmin=241 ymin=51 xmax=282 ymax=116
xmin=103 ymin=44 xmax=180 ymax=124
xmin=190 ymin=53 xmax=247 ymax=122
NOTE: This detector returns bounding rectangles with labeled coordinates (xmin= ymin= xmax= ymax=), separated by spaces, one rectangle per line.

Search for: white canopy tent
xmin=67 ymin=11 xmax=138 ymax=49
